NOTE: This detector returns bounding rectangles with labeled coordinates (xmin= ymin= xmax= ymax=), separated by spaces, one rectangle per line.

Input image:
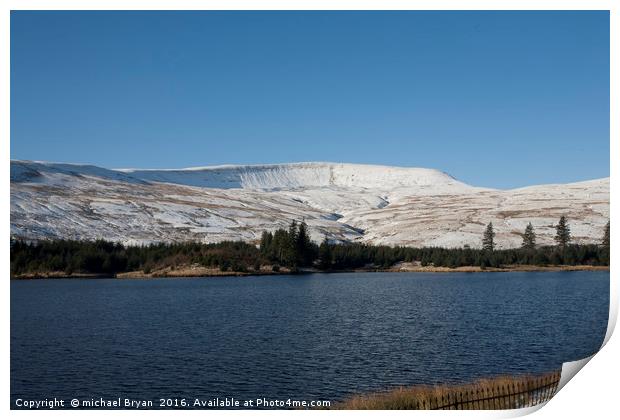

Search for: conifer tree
xmin=288 ymin=220 xmax=298 ymax=244
xmin=521 ymin=222 xmax=536 ymax=250
xmin=554 ymin=216 xmax=571 ymax=248
xmin=285 ymin=220 xmax=299 ymax=267
xmin=482 ymin=222 xmax=495 ymax=251
xmin=318 ymin=237 xmax=332 ymax=269
xmin=602 ymin=221 xmax=610 ymax=249
xmin=295 ymin=221 xmax=312 ymax=266
xmin=260 ymin=231 xmax=273 ymax=258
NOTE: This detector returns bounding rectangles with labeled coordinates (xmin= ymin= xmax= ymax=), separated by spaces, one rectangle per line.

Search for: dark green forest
xmin=10 ymin=220 xmax=610 ymax=277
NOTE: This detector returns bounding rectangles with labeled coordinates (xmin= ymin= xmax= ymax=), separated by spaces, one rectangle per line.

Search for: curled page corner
xmin=558 ymin=355 xmax=595 ymax=393
xmin=491 ymin=404 xmax=547 ymax=418
xmin=554 ymin=273 xmax=618 ymax=394
xmin=601 ymin=279 xmax=618 ymax=348
xmin=493 ymin=357 xmax=598 ymax=419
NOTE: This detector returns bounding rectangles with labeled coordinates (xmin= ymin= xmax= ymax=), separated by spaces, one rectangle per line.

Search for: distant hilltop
xmin=10 ymin=160 xmax=609 ymax=248
xmin=13 ymin=160 xmax=471 ymax=191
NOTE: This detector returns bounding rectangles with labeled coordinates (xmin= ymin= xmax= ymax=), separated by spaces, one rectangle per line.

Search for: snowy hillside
xmin=118 ymin=162 xmax=476 ymax=192
xmin=10 ymin=160 xmax=609 ymax=248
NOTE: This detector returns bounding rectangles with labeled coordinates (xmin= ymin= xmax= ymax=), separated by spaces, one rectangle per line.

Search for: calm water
xmin=11 ymin=271 xmax=609 ymax=408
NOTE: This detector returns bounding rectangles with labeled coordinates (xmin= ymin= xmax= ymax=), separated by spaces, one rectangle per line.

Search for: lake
xmin=11 ymin=271 xmax=609 ymax=408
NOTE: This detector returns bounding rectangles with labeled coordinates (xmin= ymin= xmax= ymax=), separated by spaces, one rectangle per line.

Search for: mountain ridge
xmin=12 ymin=159 xmax=609 ymax=190
xmin=10 ymin=160 xmax=609 ymax=248
xmin=12 ymin=160 xmax=469 ymax=191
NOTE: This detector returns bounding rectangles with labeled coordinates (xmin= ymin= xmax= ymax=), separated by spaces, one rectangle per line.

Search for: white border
xmin=2 ymin=2 xmax=616 ymax=420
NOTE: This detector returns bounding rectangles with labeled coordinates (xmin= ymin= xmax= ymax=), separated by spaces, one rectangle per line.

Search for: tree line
xmin=10 ymin=240 xmax=264 ymax=276
xmin=481 ymin=216 xmax=608 ymax=251
xmin=10 ymin=218 xmax=609 ymax=277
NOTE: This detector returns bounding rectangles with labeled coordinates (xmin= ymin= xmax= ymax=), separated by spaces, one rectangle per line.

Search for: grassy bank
xmin=331 ymin=371 xmax=561 ymax=410
xmin=11 ymin=263 xmax=609 ymax=279
xmin=387 ymin=263 xmax=609 ymax=273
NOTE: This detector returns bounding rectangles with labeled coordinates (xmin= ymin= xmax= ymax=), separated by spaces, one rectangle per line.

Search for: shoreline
xmin=330 ymin=371 xmax=562 ymax=410
xmin=11 ymin=264 xmax=610 ymax=280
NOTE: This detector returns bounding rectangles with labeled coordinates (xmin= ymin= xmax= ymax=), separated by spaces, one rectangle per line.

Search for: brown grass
xmin=115 ymin=264 xmax=291 ymax=279
xmin=389 ymin=263 xmax=608 ymax=273
xmin=13 ymin=263 xmax=607 ymax=280
xmin=331 ymin=371 xmax=561 ymax=410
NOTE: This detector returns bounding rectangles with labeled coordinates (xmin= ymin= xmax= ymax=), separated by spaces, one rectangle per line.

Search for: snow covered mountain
xmin=10 ymin=160 xmax=609 ymax=248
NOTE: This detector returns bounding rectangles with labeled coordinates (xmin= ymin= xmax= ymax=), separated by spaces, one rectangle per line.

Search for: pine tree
xmin=482 ymin=222 xmax=495 ymax=252
xmin=295 ymin=221 xmax=312 ymax=266
xmin=521 ymin=223 xmax=536 ymax=250
xmin=318 ymin=237 xmax=332 ymax=269
xmin=554 ymin=216 xmax=571 ymax=248
xmin=602 ymin=221 xmax=610 ymax=249
xmin=271 ymin=228 xmax=287 ymax=263
xmin=259 ymin=231 xmax=273 ymax=258
xmin=285 ymin=220 xmax=299 ymax=267
xmin=288 ymin=220 xmax=298 ymax=244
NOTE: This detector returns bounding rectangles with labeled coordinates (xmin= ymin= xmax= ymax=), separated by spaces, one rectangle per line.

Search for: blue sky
xmin=11 ymin=11 xmax=609 ymax=188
